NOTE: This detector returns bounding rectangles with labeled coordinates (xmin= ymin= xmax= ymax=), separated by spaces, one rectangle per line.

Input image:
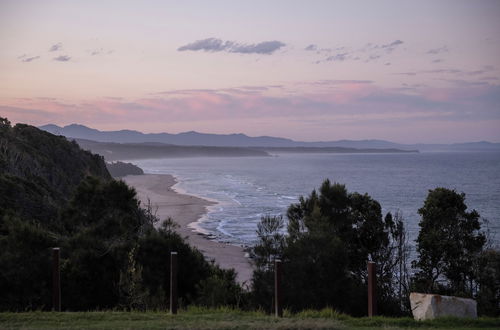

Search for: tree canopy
xmin=252 ymin=180 xmax=405 ymax=315
xmin=413 ymin=187 xmax=486 ymax=295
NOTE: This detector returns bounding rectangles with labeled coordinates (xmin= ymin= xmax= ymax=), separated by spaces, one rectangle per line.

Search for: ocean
xmin=131 ymin=152 xmax=500 ymax=249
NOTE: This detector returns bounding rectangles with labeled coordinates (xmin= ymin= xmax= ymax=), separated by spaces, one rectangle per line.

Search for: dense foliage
xmin=0 ymin=119 xmax=240 ymax=311
xmin=251 ymin=180 xmax=408 ymax=316
xmin=251 ymin=182 xmax=498 ymax=316
xmin=413 ymin=188 xmax=485 ymax=294
xmin=0 ymin=118 xmax=110 ymax=225
xmin=475 ymin=249 xmax=500 ymax=316
xmin=412 ymin=187 xmax=498 ymax=316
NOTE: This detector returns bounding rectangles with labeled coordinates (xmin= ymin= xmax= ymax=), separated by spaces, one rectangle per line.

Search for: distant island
xmin=39 ymin=123 xmax=500 ymax=152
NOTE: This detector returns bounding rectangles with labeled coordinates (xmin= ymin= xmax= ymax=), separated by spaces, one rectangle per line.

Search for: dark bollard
xmin=52 ymin=247 xmax=61 ymax=312
xmin=367 ymin=261 xmax=377 ymax=317
xmin=274 ymin=259 xmax=283 ymax=317
xmin=170 ymin=252 xmax=178 ymax=314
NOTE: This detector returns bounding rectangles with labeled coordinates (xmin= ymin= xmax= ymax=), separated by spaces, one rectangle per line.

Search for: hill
xmin=40 ymin=123 xmax=295 ymax=147
xmin=75 ymin=138 xmax=270 ymax=161
xmin=40 ymin=123 xmax=500 ymax=151
xmin=0 ymin=118 xmax=110 ymax=223
xmin=0 ymin=118 xmax=242 ymax=311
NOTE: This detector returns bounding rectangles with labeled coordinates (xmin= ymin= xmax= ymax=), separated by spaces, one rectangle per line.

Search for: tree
xmin=60 ymin=177 xmax=149 ymax=310
xmin=476 ymin=249 xmax=500 ymax=316
xmin=195 ymin=267 xmax=246 ymax=308
xmin=251 ymin=180 xmax=404 ymax=315
xmin=0 ymin=117 xmax=11 ymax=129
xmin=251 ymin=215 xmax=285 ymax=270
xmin=378 ymin=211 xmax=412 ymax=314
xmin=413 ymin=187 xmax=486 ymax=296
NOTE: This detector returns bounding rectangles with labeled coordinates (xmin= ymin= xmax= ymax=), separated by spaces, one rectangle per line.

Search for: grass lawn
xmin=0 ymin=307 xmax=499 ymax=329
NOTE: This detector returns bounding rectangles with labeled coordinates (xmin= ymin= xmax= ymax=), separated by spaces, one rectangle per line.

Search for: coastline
xmin=122 ymin=174 xmax=253 ymax=285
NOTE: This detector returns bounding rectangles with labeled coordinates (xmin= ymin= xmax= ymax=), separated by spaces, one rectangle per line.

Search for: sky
xmin=1 ymin=0 xmax=499 ymax=143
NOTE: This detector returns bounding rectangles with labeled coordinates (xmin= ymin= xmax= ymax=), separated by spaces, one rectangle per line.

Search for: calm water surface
xmin=131 ymin=152 xmax=500 ymax=248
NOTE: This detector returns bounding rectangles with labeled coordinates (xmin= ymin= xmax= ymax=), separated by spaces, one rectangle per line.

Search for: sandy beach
xmin=122 ymin=174 xmax=253 ymax=285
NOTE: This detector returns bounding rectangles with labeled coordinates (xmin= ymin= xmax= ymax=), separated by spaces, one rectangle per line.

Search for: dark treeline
xmin=1 ymin=118 xmax=498 ymax=315
xmin=250 ymin=181 xmax=500 ymax=316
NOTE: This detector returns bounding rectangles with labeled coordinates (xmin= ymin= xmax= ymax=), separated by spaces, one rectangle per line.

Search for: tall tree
xmin=413 ymin=187 xmax=486 ymax=295
xmin=252 ymin=180 xmax=404 ymax=315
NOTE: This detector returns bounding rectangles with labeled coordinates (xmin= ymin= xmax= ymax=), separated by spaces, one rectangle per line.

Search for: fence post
xmin=274 ymin=259 xmax=283 ymax=317
xmin=52 ymin=247 xmax=61 ymax=312
xmin=170 ymin=252 xmax=178 ymax=314
xmin=368 ymin=261 xmax=377 ymax=317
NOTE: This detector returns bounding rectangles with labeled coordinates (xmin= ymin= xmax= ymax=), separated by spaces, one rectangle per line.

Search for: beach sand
xmin=122 ymin=174 xmax=253 ymax=285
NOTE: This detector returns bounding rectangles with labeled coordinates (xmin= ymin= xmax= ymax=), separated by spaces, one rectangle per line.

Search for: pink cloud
xmin=1 ymin=81 xmax=499 ymax=142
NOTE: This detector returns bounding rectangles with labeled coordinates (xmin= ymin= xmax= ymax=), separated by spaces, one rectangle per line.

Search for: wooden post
xmin=274 ymin=259 xmax=283 ymax=317
xmin=52 ymin=247 xmax=61 ymax=312
xmin=170 ymin=252 xmax=178 ymax=314
xmin=367 ymin=261 xmax=377 ymax=317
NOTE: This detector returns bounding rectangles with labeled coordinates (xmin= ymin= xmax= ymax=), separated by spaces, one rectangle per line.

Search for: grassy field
xmin=0 ymin=307 xmax=499 ymax=329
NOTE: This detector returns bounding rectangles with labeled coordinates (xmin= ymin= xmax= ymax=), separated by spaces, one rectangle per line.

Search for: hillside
xmin=74 ymin=138 xmax=270 ymax=161
xmin=0 ymin=118 xmax=242 ymax=312
xmin=0 ymin=118 xmax=111 ymax=223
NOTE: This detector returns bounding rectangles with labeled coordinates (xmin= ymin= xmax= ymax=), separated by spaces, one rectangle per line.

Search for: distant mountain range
xmin=40 ymin=124 xmax=500 ymax=152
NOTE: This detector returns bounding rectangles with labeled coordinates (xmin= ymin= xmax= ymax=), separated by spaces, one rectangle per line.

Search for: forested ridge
xmin=0 ymin=118 xmax=110 ymax=224
xmin=0 ymin=118 xmax=241 ymax=311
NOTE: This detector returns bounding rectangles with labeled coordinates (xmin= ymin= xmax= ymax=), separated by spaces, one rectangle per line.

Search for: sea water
xmin=131 ymin=152 xmax=500 ymax=248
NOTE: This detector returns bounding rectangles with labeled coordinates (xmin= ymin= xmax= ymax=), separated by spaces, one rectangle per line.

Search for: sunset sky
xmin=1 ymin=0 xmax=499 ymax=143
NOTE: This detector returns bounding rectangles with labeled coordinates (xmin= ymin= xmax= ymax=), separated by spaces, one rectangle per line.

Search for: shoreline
xmin=122 ymin=174 xmax=253 ymax=285
xmin=168 ymin=178 xmax=221 ymax=237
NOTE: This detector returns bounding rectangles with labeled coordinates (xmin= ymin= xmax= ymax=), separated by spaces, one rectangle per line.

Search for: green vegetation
xmin=251 ymin=181 xmax=410 ymax=316
xmin=252 ymin=184 xmax=500 ymax=316
xmin=0 ymin=308 xmax=499 ymax=329
xmin=413 ymin=188 xmax=486 ymax=294
xmin=1 ymin=117 xmax=498 ymax=321
xmin=412 ymin=188 xmax=499 ymax=316
xmin=251 ymin=183 xmax=499 ymax=317
xmin=0 ymin=117 xmax=110 ymax=225
xmin=0 ymin=118 xmax=240 ymax=311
